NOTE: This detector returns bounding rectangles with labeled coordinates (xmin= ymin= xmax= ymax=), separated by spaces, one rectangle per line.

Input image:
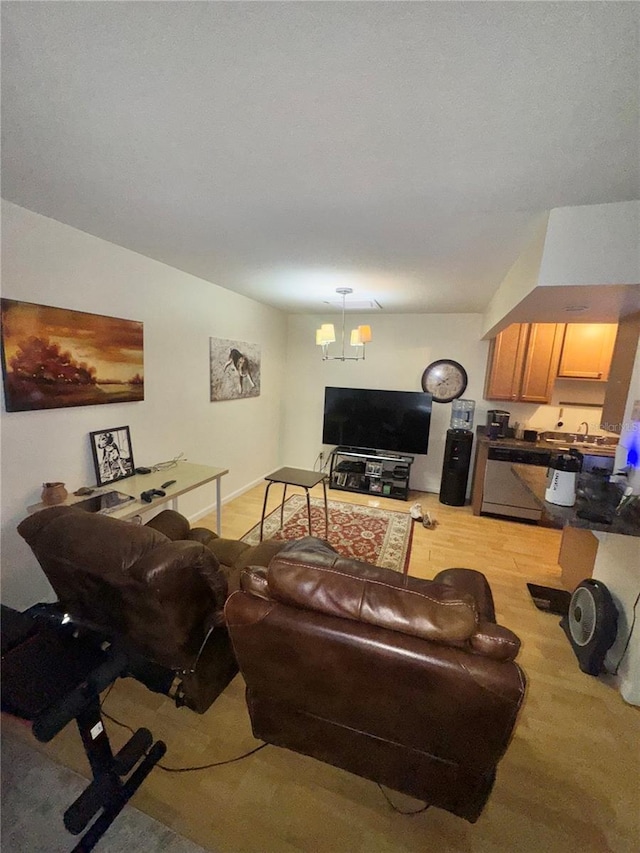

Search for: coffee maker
xmin=545 ymin=451 xmax=583 ymax=507
xmin=486 ymin=410 xmax=510 ymax=438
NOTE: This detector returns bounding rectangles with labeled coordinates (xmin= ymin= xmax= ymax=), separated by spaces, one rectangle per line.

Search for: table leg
xmin=280 ymin=485 xmax=287 ymax=529
xmin=305 ymin=488 xmax=312 ymax=536
xmin=216 ymin=478 xmax=222 ymax=535
xmin=322 ymin=478 xmax=329 ymax=538
xmin=259 ymin=482 xmax=273 ymax=542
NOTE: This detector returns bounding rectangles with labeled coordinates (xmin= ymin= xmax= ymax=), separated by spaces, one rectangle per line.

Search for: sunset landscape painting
xmin=0 ymin=299 xmax=144 ymax=411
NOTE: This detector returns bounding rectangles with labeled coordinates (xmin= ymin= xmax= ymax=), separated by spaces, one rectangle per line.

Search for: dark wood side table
xmin=260 ymin=467 xmax=329 ymax=542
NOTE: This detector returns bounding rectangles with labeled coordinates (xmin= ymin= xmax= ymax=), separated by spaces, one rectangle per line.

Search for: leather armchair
xmin=17 ymin=505 xmax=281 ymax=714
xmin=145 ymin=509 xmax=286 ymax=593
xmin=225 ymin=537 xmax=526 ymax=822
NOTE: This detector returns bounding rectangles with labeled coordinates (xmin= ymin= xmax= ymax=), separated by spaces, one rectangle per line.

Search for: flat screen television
xmin=322 ymin=387 xmax=432 ymax=455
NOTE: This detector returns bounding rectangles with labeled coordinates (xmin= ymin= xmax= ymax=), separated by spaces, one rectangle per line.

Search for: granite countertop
xmin=476 ymin=426 xmax=617 ymax=458
xmin=511 ymin=464 xmax=640 ymax=537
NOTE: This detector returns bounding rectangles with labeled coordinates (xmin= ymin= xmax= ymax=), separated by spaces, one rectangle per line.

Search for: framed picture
xmin=1 ymin=298 xmax=144 ymax=412
xmin=210 ymin=337 xmax=261 ymax=401
xmin=89 ymin=426 xmax=135 ymax=486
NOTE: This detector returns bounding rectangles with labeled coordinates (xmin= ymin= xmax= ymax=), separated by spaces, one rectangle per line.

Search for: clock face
xmin=421 ymin=359 xmax=468 ymax=403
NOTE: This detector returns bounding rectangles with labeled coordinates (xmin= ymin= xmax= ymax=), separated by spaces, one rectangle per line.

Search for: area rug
xmin=1 ymin=726 xmax=212 ymax=853
xmin=241 ymin=495 xmax=413 ymax=573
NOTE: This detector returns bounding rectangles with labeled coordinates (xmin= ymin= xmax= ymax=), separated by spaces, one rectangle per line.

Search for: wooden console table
xmin=28 ymin=462 xmax=228 ymax=534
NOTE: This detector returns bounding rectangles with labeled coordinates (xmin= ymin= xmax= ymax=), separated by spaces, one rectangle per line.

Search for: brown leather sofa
xmin=144 ymin=509 xmax=286 ymax=593
xmin=225 ymin=537 xmax=527 ymax=822
xmin=17 ymin=506 xmax=284 ymax=714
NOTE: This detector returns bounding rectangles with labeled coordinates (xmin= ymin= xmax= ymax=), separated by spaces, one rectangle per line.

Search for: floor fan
xmin=560 ymin=579 xmax=618 ymax=675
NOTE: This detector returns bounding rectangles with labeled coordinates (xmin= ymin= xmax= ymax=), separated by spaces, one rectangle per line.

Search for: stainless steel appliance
xmin=481 ymin=446 xmax=551 ymax=520
xmin=486 ymin=410 xmax=510 ymax=438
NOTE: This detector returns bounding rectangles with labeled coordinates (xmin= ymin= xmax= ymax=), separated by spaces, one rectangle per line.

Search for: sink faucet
xmin=578 ymin=422 xmax=589 ymax=435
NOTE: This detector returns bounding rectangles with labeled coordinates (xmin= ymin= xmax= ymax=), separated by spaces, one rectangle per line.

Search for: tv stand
xmin=329 ymin=446 xmax=414 ymax=501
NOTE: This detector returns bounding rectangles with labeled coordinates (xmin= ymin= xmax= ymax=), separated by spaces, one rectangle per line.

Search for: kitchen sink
xmin=538 ymin=431 xmax=618 ymax=448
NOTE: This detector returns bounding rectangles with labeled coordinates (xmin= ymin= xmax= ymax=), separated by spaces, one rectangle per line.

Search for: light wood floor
xmin=10 ymin=485 xmax=639 ymax=852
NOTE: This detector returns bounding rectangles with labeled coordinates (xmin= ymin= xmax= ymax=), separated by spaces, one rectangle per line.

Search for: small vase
xmin=41 ymin=482 xmax=68 ymax=505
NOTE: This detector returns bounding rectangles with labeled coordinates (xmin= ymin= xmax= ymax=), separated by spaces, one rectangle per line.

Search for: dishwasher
xmin=481 ymin=446 xmax=552 ymax=521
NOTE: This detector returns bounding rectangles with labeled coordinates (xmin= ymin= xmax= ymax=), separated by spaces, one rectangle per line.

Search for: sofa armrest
xmin=470 ymin=622 xmax=521 ymax=661
xmin=240 ymin=567 xmax=270 ymax=599
xmin=433 ymin=568 xmax=496 ymax=623
xmin=144 ymin=509 xmax=191 ymax=541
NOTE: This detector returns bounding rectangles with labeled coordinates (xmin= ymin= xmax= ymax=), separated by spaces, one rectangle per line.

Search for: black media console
xmin=329 ymin=446 xmax=414 ymax=501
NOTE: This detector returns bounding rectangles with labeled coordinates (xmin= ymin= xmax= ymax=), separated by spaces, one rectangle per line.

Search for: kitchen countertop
xmin=475 ymin=426 xmax=617 ymax=458
xmin=511 ymin=464 xmax=640 ymax=537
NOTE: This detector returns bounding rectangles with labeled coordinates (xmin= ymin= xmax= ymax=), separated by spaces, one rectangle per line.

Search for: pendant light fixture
xmin=316 ymin=288 xmax=372 ymax=361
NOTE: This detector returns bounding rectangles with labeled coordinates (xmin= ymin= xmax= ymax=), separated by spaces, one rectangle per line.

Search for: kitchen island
xmin=470 ymin=426 xmax=616 ymax=518
xmin=511 ymin=464 xmax=640 ymax=537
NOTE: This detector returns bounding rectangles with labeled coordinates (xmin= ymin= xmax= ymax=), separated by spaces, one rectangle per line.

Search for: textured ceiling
xmin=2 ymin=1 xmax=638 ymax=314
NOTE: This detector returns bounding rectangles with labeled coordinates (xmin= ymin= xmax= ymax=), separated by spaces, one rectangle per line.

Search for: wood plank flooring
xmin=13 ymin=485 xmax=640 ymax=852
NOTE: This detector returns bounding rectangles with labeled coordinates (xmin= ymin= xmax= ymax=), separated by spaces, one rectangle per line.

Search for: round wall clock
xmin=421 ymin=359 xmax=468 ymax=403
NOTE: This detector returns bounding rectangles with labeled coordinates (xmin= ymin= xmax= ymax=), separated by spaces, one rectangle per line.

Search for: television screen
xmin=322 ymin=387 xmax=432 ymax=455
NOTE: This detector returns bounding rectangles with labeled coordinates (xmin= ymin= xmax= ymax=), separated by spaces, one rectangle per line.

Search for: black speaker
xmin=439 ymin=429 xmax=473 ymax=506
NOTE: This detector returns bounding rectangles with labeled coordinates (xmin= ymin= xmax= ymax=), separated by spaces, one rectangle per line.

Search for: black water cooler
xmin=439 ymin=429 xmax=474 ymax=506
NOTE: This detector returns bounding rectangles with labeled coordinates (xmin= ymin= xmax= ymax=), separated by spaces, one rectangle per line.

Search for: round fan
xmin=561 ymin=579 xmax=618 ymax=675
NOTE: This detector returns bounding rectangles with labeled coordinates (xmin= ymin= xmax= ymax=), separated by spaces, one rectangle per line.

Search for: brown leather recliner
xmin=225 ymin=537 xmax=527 ymax=822
xmin=17 ymin=506 xmax=284 ymax=714
xmin=144 ymin=509 xmax=287 ymax=593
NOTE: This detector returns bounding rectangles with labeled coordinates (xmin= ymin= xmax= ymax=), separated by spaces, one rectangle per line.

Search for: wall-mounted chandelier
xmin=316 ymin=288 xmax=372 ymax=361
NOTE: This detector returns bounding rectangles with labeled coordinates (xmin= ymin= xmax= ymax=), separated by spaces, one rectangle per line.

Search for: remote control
xmin=161 ymin=480 xmax=176 ymax=489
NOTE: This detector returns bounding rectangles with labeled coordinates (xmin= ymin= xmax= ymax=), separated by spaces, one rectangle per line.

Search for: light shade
xmin=316 ymin=288 xmax=372 ymax=361
xmin=316 ymin=323 xmax=336 ymax=345
xmin=357 ymin=324 xmax=372 ymax=343
xmin=350 ymin=325 xmax=373 ymax=347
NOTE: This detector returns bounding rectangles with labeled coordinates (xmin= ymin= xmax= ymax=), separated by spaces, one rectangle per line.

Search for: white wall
xmin=538 ymin=201 xmax=640 ymax=287
xmin=482 ymin=201 xmax=640 ymax=337
xmin=282 ymin=313 xmax=490 ymax=494
xmin=281 ymin=313 xmax=615 ymax=487
xmin=1 ymin=201 xmax=288 ymax=609
xmin=482 ymin=213 xmax=549 ymax=338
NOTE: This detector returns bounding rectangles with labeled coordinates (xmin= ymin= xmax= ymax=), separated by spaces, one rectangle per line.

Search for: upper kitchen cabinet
xmin=484 ymin=323 xmax=564 ymax=403
xmin=557 ymin=324 xmax=617 ymax=381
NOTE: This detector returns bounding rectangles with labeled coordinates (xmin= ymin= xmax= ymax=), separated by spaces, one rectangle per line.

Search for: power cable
xmin=101 ymin=702 xmax=268 ymax=773
xmin=376 ymin=783 xmax=430 ymax=815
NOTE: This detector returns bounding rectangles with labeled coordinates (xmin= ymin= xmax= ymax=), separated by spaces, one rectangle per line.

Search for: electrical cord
xmin=376 ymin=783 xmax=430 ymax=815
xmin=151 ymin=452 xmax=186 ymax=472
xmin=102 ymin=695 xmax=428 ymax=807
xmin=101 ymin=702 xmax=268 ymax=772
xmin=157 ymin=742 xmax=268 ymax=773
xmin=612 ymin=589 xmax=640 ymax=675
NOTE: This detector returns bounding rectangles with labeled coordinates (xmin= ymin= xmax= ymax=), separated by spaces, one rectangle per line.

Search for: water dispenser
xmin=450 ymin=399 xmax=475 ymax=432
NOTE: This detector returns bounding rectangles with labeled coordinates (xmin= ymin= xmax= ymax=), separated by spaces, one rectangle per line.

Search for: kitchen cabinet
xmin=557 ymin=323 xmax=617 ymax=380
xmin=484 ymin=323 xmax=564 ymax=403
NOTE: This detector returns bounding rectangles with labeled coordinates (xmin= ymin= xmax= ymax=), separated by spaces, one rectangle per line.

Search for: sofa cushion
xmin=266 ymin=537 xmax=478 ymax=644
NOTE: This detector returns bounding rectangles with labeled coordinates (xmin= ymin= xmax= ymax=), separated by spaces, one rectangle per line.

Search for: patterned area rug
xmin=242 ymin=495 xmax=413 ymax=573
